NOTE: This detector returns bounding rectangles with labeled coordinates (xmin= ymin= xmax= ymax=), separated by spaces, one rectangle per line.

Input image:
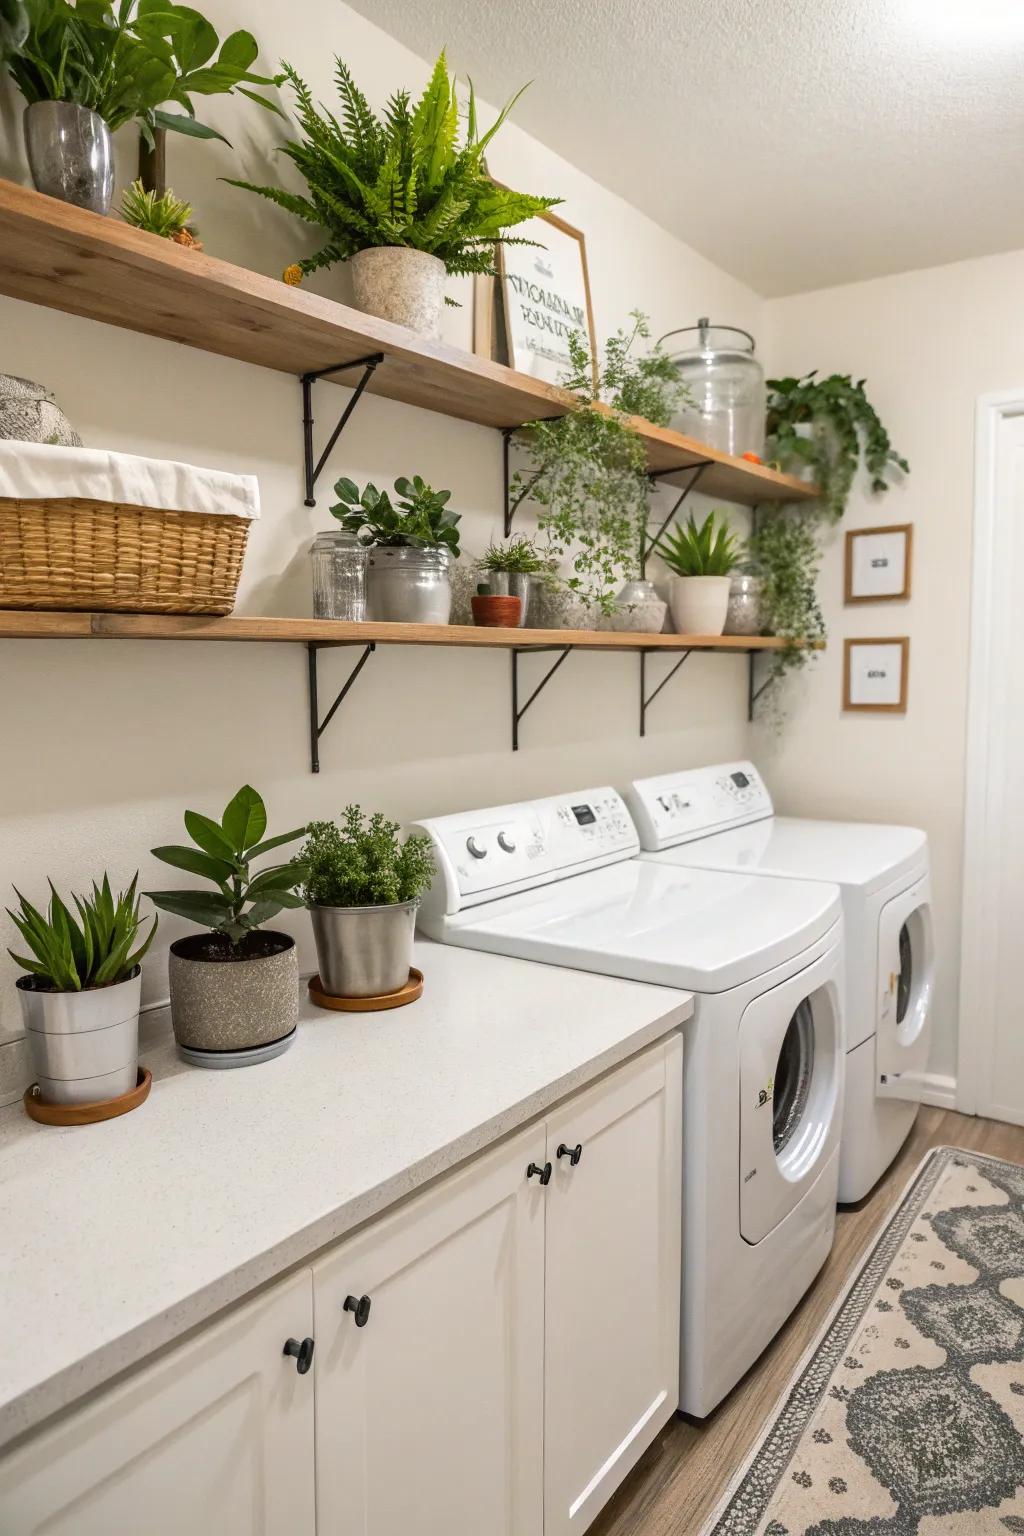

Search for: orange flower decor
xmin=283 ymin=264 xmax=303 ymax=286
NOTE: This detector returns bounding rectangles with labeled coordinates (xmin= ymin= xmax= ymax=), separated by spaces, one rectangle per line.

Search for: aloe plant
xmin=656 ymin=511 xmax=741 ymax=578
xmin=7 ymin=875 xmax=156 ymax=991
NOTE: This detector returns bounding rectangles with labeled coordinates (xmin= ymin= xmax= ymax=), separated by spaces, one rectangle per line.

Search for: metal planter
xmin=17 ymin=967 xmax=141 ymax=1104
xmin=310 ymin=899 xmax=418 ymax=998
xmin=23 ymin=102 xmax=114 ymax=215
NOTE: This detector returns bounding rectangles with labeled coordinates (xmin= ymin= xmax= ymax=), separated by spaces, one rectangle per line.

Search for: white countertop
xmin=0 ymin=940 xmax=691 ymax=1449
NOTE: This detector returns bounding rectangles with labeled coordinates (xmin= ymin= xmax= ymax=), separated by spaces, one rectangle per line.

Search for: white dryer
xmin=626 ymin=762 xmax=933 ymax=1203
xmin=412 ymin=788 xmax=844 ymax=1416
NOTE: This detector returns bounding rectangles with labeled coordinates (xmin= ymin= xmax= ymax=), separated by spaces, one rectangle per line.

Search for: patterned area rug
xmin=703 ymin=1145 xmax=1024 ymax=1535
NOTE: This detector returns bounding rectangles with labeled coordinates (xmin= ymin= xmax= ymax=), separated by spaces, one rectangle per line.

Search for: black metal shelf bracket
xmin=640 ymin=460 xmax=714 ymax=576
xmin=639 ymin=649 xmax=693 ymax=736
xmin=511 ymin=646 xmax=573 ymax=750
xmin=301 ymin=353 xmax=385 ymax=507
xmin=747 ymin=651 xmax=773 ymax=722
xmin=501 ymin=427 xmax=545 ymax=538
xmin=307 ymin=641 xmax=376 ymax=772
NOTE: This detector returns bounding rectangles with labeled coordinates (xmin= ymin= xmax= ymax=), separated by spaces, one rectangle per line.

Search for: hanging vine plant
xmin=510 ymin=313 xmax=689 ymax=617
xmin=766 ymin=372 xmax=909 ymax=523
xmin=748 ymin=510 xmax=825 ymax=703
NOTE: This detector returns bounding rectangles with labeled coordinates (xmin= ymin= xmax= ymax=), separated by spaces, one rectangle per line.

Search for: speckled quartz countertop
xmin=0 ymin=938 xmax=691 ymax=1450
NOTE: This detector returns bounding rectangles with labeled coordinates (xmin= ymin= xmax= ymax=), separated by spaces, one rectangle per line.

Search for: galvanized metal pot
xmin=168 ymin=933 xmax=298 ymax=1063
xmin=17 ymin=967 xmax=141 ymax=1105
xmin=310 ymin=899 xmax=418 ymax=998
xmin=367 ymin=546 xmax=452 ymax=624
xmin=487 ymin=570 xmax=532 ymax=626
xmin=24 ymin=102 xmax=114 ymax=214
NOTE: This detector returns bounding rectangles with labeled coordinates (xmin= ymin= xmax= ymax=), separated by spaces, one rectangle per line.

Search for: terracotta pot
xmin=472 ymin=594 xmax=522 ymax=627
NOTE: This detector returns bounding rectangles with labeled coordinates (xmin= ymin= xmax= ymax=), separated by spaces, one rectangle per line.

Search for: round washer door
xmin=738 ymin=943 xmax=843 ymax=1245
xmin=876 ymin=873 xmax=934 ymax=1100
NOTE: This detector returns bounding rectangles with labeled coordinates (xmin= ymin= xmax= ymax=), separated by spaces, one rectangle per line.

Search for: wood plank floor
xmin=593 ymin=1108 xmax=1024 ymax=1536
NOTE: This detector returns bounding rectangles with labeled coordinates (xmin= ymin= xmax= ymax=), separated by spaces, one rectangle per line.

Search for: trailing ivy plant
xmin=766 ymin=372 xmax=909 ymax=523
xmin=747 ymin=510 xmax=826 ymax=717
xmin=510 ymin=316 xmax=690 ymax=616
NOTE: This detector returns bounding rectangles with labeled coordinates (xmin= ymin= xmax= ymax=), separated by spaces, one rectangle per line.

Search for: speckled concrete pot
xmin=348 ymin=246 xmax=446 ymax=338
xmin=168 ymin=933 xmax=298 ymax=1060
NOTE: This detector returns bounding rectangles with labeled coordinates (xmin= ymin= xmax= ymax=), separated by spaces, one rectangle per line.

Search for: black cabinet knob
xmin=557 ymin=1142 xmax=583 ymax=1167
xmin=283 ymin=1336 xmax=315 ymax=1374
xmin=527 ymin=1161 xmax=552 ymax=1185
xmin=344 ymin=1293 xmax=372 ymax=1327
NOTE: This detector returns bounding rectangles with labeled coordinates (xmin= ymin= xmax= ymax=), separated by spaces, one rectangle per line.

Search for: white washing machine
xmin=412 ymin=789 xmax=844 ymax=1416
xmin=626 ymin=762 xmax=933 ymax=1204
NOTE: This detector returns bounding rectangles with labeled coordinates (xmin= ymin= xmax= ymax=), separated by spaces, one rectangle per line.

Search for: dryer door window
xmin=739 ymin=946 xmax=843 ymax=1246
xmin=877 ymin=874 xmax=934 ymax=1101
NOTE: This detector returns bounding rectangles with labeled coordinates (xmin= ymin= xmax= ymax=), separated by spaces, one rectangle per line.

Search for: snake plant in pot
xmin=7 ymin=875 xmax=156 ymax=1104
xmin=657 ymin=510 xmax=741 ymax=636
xmin=146 ymin=786 xmax=307 ymax=1066
xmin=303 ymin=808 xmax=434 ymax=1000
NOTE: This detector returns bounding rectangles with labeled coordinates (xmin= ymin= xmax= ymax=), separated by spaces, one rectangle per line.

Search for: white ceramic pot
xmin=668 ymin=575 xmax=732 ymax=636
xmin=348 ymin=247 xmax=446 ymax=338
xmin=367 ymin=546 xmax=453 ymax=624
xmin=16 ymin=967 xmax=141 ymax=1104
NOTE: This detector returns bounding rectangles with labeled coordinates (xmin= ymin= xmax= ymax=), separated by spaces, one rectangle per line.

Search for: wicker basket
xmin=0 ymin=497 xmax=250 ymax=614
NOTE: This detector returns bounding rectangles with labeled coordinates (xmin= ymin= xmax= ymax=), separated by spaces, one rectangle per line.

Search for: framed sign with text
xmin=843 ymin=637 xmax=909 ymax=713
xmin=496 ymin=208 xmax=597 ymax=387
xmin=844 ymin=524 xmax=913 ymax=603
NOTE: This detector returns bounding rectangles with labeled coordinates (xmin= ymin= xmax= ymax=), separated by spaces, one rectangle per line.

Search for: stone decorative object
xmin=167 ymin=933 xmax=298 ymax=1062
xmin=0 ymin=374 xmax=82 ymax=446
xmin=348 ymin=246 xmax=446 ymax=338
xmin=23 ymin=101 xmax=114 ymax=215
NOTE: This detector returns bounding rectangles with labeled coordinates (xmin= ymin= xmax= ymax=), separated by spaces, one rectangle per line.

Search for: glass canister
xmin=725 ymin=573 xmax=763 ymax=636
xmin=309 ymin=530 xmax=367 ymax=621
xmin=659 ymin=318 xmax=766 ymax=458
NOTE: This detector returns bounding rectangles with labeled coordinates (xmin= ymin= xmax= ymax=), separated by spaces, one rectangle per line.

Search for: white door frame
xmin=957 ymin=390 xmax=1024 ymax=1118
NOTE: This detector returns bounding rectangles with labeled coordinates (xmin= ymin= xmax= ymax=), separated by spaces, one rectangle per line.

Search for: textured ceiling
xmin=346 ymin=0 xmax=1024 ymax=295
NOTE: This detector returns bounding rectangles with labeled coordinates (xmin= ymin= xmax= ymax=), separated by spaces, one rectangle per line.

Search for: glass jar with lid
xmin=309 ymin=530 xmax=367 ymax=621
xmin=659 ymin=318 xmax=766 ymax=458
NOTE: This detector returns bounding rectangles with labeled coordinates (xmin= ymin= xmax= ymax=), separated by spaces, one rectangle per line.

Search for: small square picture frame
xmin=843 ymin=637 xmax=909 ymax=713
xmin=844 ymin=524 xmax=913 ymax=604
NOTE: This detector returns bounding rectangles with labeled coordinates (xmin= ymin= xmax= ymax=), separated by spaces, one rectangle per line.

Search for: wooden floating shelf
xmin=0 ymin=179 xmax=817 ymax=507
xmin=0 ymin=611 xmax=807 ymax=652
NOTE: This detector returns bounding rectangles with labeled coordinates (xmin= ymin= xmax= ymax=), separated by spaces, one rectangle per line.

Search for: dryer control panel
xmin=626 ymin=761 xmax=773 ymax=850
xmin=411 ymin=788 xmax=638 ymax=916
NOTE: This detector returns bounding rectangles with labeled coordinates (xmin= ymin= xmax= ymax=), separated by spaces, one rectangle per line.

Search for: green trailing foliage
xmin=7 ymin=874 xmax=156 ymax=991
xmin=7 ymin=0 xmax=283 ymax=147
xmin=302 ymin=807 xmax=434 ymax=909
xmin=766 ymin=372 xmax=909 ymax=524
xmin=656 ymin=510 xmax=741 ymax=577
xmin=226 ymin=51 xmax=559 ymax=287
xmin=331 ymin=475 xmax=461 ymax=558
xmin=477 ymin=535 xmax=544 ymax=574
xmin=147 ymin=784 xmax=307 ymax=946
xmin=747 ymin=510 xmax=827 ymax=715
xmin=512 ymin=317 xmax=691 ymax=616
xmin=120 ymin=176 xmax=192 ymax=235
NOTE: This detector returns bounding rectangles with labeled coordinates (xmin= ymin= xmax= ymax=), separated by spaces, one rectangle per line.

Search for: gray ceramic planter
xmin=168 ymin=933 xmax=298 ymax=1062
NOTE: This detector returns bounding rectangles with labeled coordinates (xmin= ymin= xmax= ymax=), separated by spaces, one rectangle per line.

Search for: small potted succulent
xmin=7 ymin=875 xmax=156 ymax=1104
xmin=330 ymin=475 xmax=461 ymax=624
xmin=146 ymin=786 xmax=307 ymax=1066
xmin=303 ymin=807 xmax=434 ymax=999
xmin=657 ymin=510 xmax=741 ymax=636
xmin=476 ymin=536 xmax=544 ymax=627
xmin=120 ymin=180 xmax=202 ymax=249
xmin=472 ymin=583 xmax=521 ymax=627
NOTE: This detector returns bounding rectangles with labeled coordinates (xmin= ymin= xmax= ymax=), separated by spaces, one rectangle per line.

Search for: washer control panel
xmin=412 ymin=788 xmax=638 ymax=913
xmin=626 ymin=761 xmax=773 ymax=850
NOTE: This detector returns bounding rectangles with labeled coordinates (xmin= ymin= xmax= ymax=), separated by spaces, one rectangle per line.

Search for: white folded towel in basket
xmin=0 ymin=440 xmax=260 ymax=521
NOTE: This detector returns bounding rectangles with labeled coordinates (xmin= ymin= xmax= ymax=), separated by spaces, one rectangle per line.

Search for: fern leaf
xmin=411 ymin=50 xmax=458 ymax=191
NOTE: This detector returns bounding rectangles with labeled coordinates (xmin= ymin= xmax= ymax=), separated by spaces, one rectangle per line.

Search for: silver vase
xmin=23 ymin=102 xmax=114 ymax=215
xmin=310 ymin=900 xmax=418 ymax=997
xmin=487 ymin=570 xmax=532 ymax=626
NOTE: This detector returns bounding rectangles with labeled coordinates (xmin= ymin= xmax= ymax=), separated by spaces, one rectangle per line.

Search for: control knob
xmin=466 ymin=836 xmax=487 ymax=860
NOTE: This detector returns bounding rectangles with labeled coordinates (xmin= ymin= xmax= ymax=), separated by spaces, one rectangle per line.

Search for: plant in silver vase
xmin=331 ymin=475 xmax=461 ymax=624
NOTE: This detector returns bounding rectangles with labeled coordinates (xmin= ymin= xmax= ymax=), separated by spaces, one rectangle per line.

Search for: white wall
xmin=0 ymin=1 xmax=765 ymax=1072
xmin=760 ymin=246 xmax=1024 ymax=1084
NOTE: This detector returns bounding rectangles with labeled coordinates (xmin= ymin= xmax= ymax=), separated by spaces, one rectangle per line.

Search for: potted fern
xmin=229 ymin=51 xmax=559 ymax=337
xmin=7 ymin=875 xmax=156 ymax=1105
xmin=657 ymin=510 xmax=741 ymax=636
xmin=331 ymin=474 xmax=461 ymax=624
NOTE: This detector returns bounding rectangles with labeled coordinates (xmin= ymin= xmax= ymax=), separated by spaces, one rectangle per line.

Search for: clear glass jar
xmin=660 ymin=318 xmax=766 ymax=458
xmin=309 ymin=531 xmax=367 ymax=621
xmin=725 ymin=573 xmax=763 ymax=636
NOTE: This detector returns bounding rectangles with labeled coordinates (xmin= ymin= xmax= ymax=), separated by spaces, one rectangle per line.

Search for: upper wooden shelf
xmin=0 ymin=611 xmax=805 ymax=651
xmin=0 ymin=179 xmax=815 ymax=507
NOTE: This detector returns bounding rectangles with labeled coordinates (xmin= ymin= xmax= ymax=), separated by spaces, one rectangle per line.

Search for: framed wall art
xmin=843 ymin=637 xmax=909 ymax=713
xmin=844 ymin=524 xmax=913 ymax=603
xmin=493 ymin=206 xmax=598 ymax=387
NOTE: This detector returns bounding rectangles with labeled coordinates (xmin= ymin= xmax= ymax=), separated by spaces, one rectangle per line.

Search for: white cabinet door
xmin=0 ymin=1271 xmax=315 ymax=1536
xmin=543 ymin=1036 xmax=683 ymax=1536
xmin=313 ymin=1122 xmax=546 ymax=1536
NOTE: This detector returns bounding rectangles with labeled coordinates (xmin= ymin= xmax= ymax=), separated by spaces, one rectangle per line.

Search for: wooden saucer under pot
xmin=23 ymin=1067 xmax=152 ymax=1126
xmin=307 ymin=968 xmax=424 ymax=1012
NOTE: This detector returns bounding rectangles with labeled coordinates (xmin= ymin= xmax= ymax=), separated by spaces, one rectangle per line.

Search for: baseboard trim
xmin=919 ymin=1072 xmax=957 ymax=1110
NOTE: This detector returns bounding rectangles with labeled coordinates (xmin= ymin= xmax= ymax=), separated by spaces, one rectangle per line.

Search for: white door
xmin=876 ymin=875 xmax=934 ymax=1101
xmin=313 ymin=1123 xmax=545 ymax=1536
xmin=0 ymin=1272 xmax=315 ymax=1536
xmin=543 ymin=1037 xmax=682 ymax=1536
xmin=961 ymin=395 xmax=1024 ymax=1123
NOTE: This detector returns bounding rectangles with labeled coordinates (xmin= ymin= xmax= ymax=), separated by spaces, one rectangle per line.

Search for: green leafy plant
xmin=303 ymin=807 xmax=434 ymax=909
xmin=7 ymin=874 xmax=156 ymax=991
xmin=227 ymin=51 xmax=559 ymax=289
xmin=746 ymin=511 xmax=826 ymax=713
xmin=766 ymin=372 xmax=909 ymax=523
xmin=1 ymin=0 xmax=29 ymax=63
xmin=331 ymin=475 xmax=461 ymax=558
xmin=7 ymin=0 xmax=283 ymax=148
xmin=657 ymin=510 xmax=741 ymax=577
xmin=477 ymin=535 xmax=544 ymax=574
xmin=120 ymin=177 xmax=193 ymax=237
xmin=146 ymin=785 xmax=307 ymax=948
